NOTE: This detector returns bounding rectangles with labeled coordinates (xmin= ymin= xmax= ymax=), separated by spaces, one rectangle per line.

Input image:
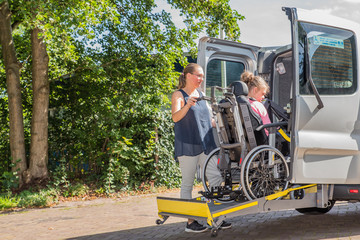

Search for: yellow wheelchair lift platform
xmin=156 ymin=184 xmax=322 ymax=237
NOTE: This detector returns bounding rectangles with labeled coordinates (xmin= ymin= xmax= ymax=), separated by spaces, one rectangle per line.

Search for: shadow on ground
xmin=67 ymin=209 xmax=360 ymax=240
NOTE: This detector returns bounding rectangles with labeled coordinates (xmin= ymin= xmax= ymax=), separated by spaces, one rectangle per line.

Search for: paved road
xmin=1 ymin=188 xmax=360 ymax=240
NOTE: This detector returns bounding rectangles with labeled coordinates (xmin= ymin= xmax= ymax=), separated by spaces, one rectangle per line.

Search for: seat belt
xmin=239 ymin=103 xmax=257 ymax=150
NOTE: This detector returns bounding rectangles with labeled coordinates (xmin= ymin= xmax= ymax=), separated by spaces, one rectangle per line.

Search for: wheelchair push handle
xmin=195 ymin=96 xmax=212 ymax=102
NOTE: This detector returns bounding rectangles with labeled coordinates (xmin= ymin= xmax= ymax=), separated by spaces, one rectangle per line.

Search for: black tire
xmin=241 ymin=146 xmax=289 ymax=200
xmin=290 ymin=185 xmax=305 ymax=200
xmin=202 ymin=148 xmax=241 ymax=203
xmin=296 ymin=200 xmax=336 ymax=215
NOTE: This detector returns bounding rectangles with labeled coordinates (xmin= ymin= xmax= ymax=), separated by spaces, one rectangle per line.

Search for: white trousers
xmin=178 ymin=152 xmax=207 ymax=199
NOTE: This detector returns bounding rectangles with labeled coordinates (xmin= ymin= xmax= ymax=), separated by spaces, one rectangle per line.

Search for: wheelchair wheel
xmin=202 ymin=148 xmax=241 ymax=203
xmin=241 ymin=146 xmax=289 ymax=200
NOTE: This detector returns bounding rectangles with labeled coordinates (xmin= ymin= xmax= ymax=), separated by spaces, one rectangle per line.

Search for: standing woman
xmin=171 ymin=63 xmax=230 ymax=233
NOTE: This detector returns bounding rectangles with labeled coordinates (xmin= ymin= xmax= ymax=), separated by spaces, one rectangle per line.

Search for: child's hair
xmin=241 ymin=71 xmax=269 ymax=94
xmin=178 ymin=63 xmax=202 ymax=89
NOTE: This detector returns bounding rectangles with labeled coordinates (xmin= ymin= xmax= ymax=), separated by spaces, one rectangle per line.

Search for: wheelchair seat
xmin=201 ymin=83 xmax=290 ymax=202
xmin=229 ymin=81 xmax=267 ymax=147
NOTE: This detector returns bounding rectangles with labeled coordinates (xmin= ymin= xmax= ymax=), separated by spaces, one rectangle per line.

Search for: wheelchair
xmin=200 ymin=82 xmax=290 ymax=203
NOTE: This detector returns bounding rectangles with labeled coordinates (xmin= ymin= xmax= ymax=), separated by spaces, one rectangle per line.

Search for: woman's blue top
xmin=174 ymin=89 xmax=217 ymax=159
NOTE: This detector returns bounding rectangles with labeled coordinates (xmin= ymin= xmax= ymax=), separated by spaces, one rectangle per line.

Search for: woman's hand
xmin=211 ymin=118 xmax=216 ymax=128
xmin=186 ymin=96 xmax=197 ymax=108
xmin=172 ymin=91 xmax=197 ymax=122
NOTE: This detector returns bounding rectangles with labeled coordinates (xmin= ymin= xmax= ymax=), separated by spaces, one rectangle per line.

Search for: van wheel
xmin=295 ymin=200 xmax=336 ymax=215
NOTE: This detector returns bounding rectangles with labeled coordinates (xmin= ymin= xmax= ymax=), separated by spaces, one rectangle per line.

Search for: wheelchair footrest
xmin=199 ymin=186 xmax=245 ymax=201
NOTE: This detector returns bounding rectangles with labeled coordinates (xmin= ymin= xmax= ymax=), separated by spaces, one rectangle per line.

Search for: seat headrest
xmin=229 ymin=81 xmax=248 ymax=96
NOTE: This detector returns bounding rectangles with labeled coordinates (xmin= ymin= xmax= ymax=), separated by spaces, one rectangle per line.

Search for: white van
xmin=197 ymin=7 xmax=360 ymax=201
xmin=156 ymin=8 xmax=360 ymax=236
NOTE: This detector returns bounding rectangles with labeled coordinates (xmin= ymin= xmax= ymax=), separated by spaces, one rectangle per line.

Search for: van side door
xmin=285 ymin=7 xmax=360 ymax=184
xmin=197 ymin=37 xmax=260 ymax=95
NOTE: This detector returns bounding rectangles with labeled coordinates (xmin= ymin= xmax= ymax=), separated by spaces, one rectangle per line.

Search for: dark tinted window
xmin=298 ymin=22 xmax=357 ymax=95
xmin=206 ymin=59 xmax=245 ymax=96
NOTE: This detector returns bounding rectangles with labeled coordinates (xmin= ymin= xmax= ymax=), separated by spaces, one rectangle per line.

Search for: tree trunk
xmin=0 ymin=1 xmax=27 ymax=186
xmin=27 ymin=27 xmax=49 ymax=182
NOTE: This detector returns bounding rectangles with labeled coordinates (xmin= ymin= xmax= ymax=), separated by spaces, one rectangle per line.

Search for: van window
xmin=206 ymin=59 xmax=245 ymax=96
xmin=298 ymin=22 xmax=357 ymax=95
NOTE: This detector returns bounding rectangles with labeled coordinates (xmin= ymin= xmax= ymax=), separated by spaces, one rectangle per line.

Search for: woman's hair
xmin=177 ymin=63 xmax=202 ymax=89
xmin=240 ymin=71 xmax=269 ymax=94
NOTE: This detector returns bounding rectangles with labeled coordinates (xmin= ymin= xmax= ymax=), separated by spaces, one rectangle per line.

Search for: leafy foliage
xmin=0 ymin=192 xmax=19 ymax=210
xmin=0 ymin=0 xmax=243 ymax=194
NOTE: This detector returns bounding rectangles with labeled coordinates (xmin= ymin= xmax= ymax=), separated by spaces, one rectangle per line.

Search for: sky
xmin=155 ymin=0 xmax=360 ymax=47
xmin=231 ymin=0 xmax=360 ymax=46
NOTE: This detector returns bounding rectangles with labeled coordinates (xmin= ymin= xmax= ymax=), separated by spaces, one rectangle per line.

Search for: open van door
xmin=285 ymin=7 xmax=360 ymax=184
xmin=197 ymin=37 xmax=260 ymax=96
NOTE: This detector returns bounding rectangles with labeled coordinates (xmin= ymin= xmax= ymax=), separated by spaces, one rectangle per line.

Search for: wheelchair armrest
xmin=220 ymin=142 xmax=242 ymax=149
xmin=255 ymin=121 xmax=287 ymax=131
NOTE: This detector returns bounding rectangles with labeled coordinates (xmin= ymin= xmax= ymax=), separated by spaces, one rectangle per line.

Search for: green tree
xmin=0 ymin=1 xmax=27 ymax=185
xmin=0 ymin=0 xmax=244 ymax=189
xmin=0 ymin=0 xmax=115 ymax=185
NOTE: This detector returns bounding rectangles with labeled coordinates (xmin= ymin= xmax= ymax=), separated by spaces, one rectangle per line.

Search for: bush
xmin=152 ymin=111 xmax=181 ymax=188
xmin=1 ymin=171 xmax=19 ymax=192
xmin=17 ymin=190 xmax=52 ymax=208
xmin=68 ymin=183 xmax=89 ymax=197
xmin=0 ymin=193 xmax=19 ymax=210
xmin=48 ymin=157 xmax=70 ymax=189
xmin=102 ymin=110 xmax=181 ymax=192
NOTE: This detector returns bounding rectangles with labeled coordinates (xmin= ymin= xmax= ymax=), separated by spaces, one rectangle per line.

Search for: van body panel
xmin=197 ymin=37 xmax=260 ymax=95
xmin=286 ymin=7 xmax=360 ymax=184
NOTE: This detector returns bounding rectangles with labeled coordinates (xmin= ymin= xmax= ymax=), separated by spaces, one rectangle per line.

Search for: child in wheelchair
xmin=241 ymin=71 xmax=271 ymax=135
xmin=240 ymin=71 xmax=290 ymax=156
xmin=200 ymin=73 xmax=290 ymax=203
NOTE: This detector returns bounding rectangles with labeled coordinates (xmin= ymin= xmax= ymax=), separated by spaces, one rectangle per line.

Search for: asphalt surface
xmin=1 ymin=188 xmax=360 ymax=240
